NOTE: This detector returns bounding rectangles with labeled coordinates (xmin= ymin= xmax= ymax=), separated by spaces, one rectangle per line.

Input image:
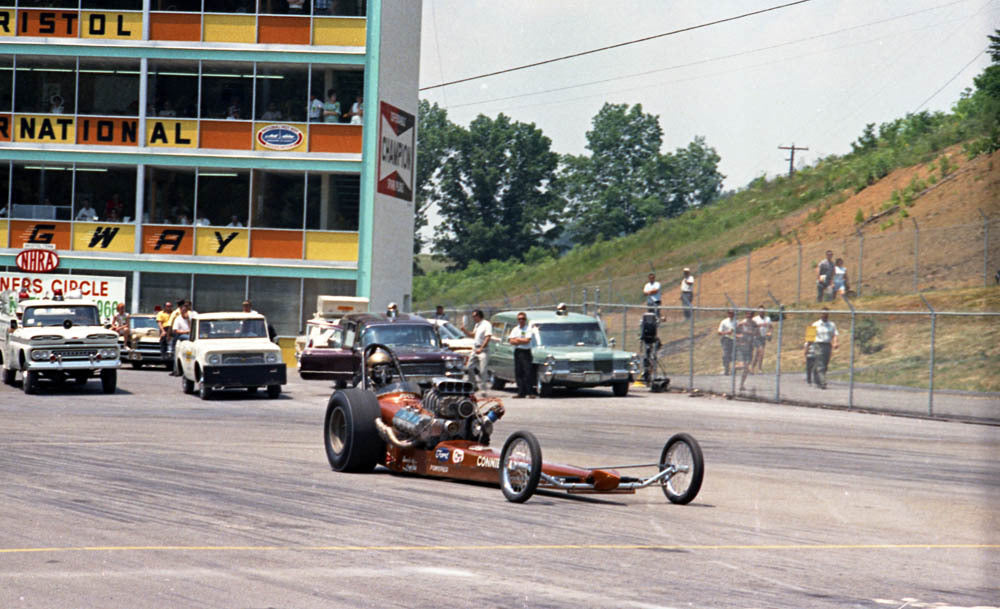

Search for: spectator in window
xmin=345 ymin=94 xmax=363 ymax=123
xmin=260 ymin=101 xmax=283 ymax=121
xmin=196 ymin=214 xmax=211 ymax=227
xmin=226 ymin=215 xmax=244 ymax=228
xmin=308 ymin=92 xmax=324 ymax=122
xmin=159 ymin=100 xmax=177 ymax=117
xmin=75 ymin=201 xmax=98 ymax=222
xmin=226 ymin=98 xmax=242 ymax=120
xmin=314 ymin=0 xmax=331 ymax=15
xmin=323 ymin=90 xmax=341 ymax=123
xmin=104 ymin=193 xmax=123 ymax=220
xmin=49 ymin=95 xmax=64 ymax=114
xmin=104 ymin=207 xmax=121 ymax=223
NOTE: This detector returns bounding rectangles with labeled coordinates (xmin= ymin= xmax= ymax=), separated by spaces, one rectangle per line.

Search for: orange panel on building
xmin=16 ymin=9 xmax=80 ymax=37
xmin=0 ymin=114 xmax=10 ymax=142
xmin=141 ymin=225 xmax=194 ymax=255
xmin=308 ymin=123 xmax=362 ymax=153
xmin=200 ymin=120 xmax=253 ymax=150
xmin=257 ymin=15 xmax=310 ymax=44
xmin=8 ymin=221 xmax=71 ymax=250
xmin=249 ymin=229 xmax=303 ymax=259
xmin=149 ymin=12 xmax=201 ymax=41
xmin=77 ymin=117 xmax=139 ymax=146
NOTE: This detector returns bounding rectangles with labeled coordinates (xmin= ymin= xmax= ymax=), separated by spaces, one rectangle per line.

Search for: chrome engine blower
xmin=377 ymin=378 xmax=503 ymax=449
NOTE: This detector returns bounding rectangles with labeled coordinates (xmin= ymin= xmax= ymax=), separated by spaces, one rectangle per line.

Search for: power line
xmin=419 ymin=0 xmax=813 ymax=92
xmin=913 ymin=46 xmax=989 ymax=112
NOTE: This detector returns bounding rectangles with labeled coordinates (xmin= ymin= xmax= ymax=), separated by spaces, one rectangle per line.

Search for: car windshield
xmin=307 ymin=322 xmax=341 ymax=348
xmin=438 ymin=322 xmax=464 ymax=339
xmin=200 ymin=318 xmax=268 ymax=339
xmin=22 ymin=306 xmax=100 ymax=327
xmin=535 ymin=322 xmax=608 ymax=347
xmin=361 ymin=324 xmax=440 ymax=348
xmin=131 ymin=317 xmax=159 ymax=330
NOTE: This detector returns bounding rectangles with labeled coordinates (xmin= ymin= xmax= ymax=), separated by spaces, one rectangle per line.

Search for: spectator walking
xmin=811 ymin=308 xmax=839 ymax=389
xmin=734 ymin=310 xmax=756 ymax=391
xmin=832 ymin=258 xmax=849 ymax=301
xmin=462 ymin=309 xmax=492 ymax=396
xmin=680 ymin=268 xmax=695 ymax=319
xmin=167 ymin=299 xmax=187 ymax=375
xmin=157 ymin=301 xmax=173 ymax=360
xmin=507 ymin=312 xmax=535 ymax=398
xmin=816 ymin=250 xmax=835 ymax=302
xmin=804 ymin=324 xmax=818 ymax=385
xmin=643 ymin=273 xmax=661 ymax=316
xmin=170 ymin=302 xmax=191 ymax=376
xmin=717 ymin=309 xmax=735 ymax=375
xmin=751 ymin=305 xmax=772 ymax=374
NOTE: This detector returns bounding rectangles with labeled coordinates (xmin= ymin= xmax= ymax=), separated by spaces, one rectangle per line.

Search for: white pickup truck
xmin=0 ymin=297 xmax=121 ymax=394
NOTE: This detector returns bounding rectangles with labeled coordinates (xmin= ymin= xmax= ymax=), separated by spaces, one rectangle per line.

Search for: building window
xmin=203 ymin=0 xmax=254 ymax=13
xmin=74 ymin=165 xmax=136 ymax=223
xmin=251 ymin=170 xmax=303 ymax=229
xmin=0 ymin=162 xmax=10 ymax=218
xmin=193 ymin=274 xmax=246 ymax=313
xmin=312 ymin=0 xmax=365 ymax=17
xmin=201 ymin=62 xmax=253 ymax=120
xmin=10 ymin=163 xmax=73 ymax=220
xmin=77 ymin=58 xmax=140 ymax=117
xmin=309 ymin=66 xmax=363 ymax=124
xmin=18 ymin=0 xmax=80 ymax=7
xmin=249 ymin=275 xmax=299 ymax=336
xmin=14 ymin=56 xmax=77 ymax=115
xmin=81 ymin=0 xmax=143 ymax=9
xmin=306 ymin=173 xmax=358 ymax=230
xmin=139 ymin=272 xmax=191 ymax=314
xmin=255 ymin=64 xmax=308 ymax=123
xmin=0 ymin=57 xmax=12 ymax=113
xmin=145 ymin=166 xmax=195 ymax=224
xmin=257 ymin=0 xmax=308 ymax=14
xmin=197 ymin=169 xmax=249 ymax=226
xmin=148 ymin=60 xmax=199 ymax=120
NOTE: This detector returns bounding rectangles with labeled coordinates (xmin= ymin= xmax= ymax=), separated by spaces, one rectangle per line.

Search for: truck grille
xmin=136 ymin=344 xmax=162 ymax=356
xmin=54 ymin=348 xmax=100 ymax=360
xmin=222 ymin=353 xmax=264 ymax=365
xmin=400 ymin=362 xmax=445 ymax=377
xmin=567 ymin=360 xmax=614 ymax=373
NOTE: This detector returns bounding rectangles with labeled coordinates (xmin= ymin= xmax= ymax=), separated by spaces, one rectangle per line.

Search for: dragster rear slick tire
xmin=659 ymin=433 xmax=704 ymax=505
xmin=324 ymin=388 xmax=384 ymax=473
xmin=499 ymin=431 xmax=542 ymax=503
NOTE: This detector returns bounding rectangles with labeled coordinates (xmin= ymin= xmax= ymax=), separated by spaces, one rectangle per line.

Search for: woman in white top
xmin=832 ymin=258 xmax=849 ymax=300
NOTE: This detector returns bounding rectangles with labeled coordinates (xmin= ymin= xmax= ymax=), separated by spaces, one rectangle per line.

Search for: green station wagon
xmin=486 ymin=309 xmax=639 ymax=397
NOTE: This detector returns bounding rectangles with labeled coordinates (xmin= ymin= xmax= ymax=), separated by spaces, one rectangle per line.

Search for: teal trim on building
xmin=0 ymin=148 xmax=362 ymax=173
xmin=1 ymin=41 xmax=367 ymax=66
xmin=355 ymin=0 xmax=381 ymax=300
xmin=0 ymin=255 xmax=357 ymax=279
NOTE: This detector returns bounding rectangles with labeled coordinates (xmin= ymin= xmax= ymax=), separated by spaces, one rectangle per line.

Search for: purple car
xmin=297 ymin=312 xmax=465 ymax=388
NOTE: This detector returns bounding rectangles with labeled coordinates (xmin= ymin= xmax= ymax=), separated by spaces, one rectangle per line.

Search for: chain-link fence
xmin=419 ymin=300 xmax=1000 ymax=423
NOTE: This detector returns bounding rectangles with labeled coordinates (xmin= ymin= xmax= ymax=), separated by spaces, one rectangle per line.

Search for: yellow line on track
xmin=1 ymin=543 xmax=997 ymax=555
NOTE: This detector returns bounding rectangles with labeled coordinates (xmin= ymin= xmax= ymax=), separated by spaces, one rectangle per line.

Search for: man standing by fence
xmin=717 ymin=309 xmax=735 ymax=375
xmin=811 ymin=308 xmax=839 ymax=389
xmin=508 ymin=312 xmax=535 ymax=399
xmin=680 ymin=268 xmax=695 ymax=319
xmin=643 ymin=273 xmax=661 ymax=316
xmin=462 ymin=309 xmax=492 ymax=397
xmin=816 ymin=250 xmax=835 ymax=302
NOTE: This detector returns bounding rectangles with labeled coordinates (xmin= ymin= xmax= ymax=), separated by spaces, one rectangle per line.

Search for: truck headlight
xmin=30 ymin=350 xmax=51 ymax=361
xmin=265 ymin=352 xmax=279 ymax=363
xmin=99 ymin=348 xmax=118 ymax=359
xmin=542 ymin=355 xmax=556 ymax=382
xmin=629 ymin=355 xmax=640 ymax=373
xmin=208 ymin=354 xmax=221 ymax=365
xmin=445 ymin=358 xmax=462 ymax=370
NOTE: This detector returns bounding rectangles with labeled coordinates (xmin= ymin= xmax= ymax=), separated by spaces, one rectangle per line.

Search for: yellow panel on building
xmin=195 ymin=227 xmax=249 ymax=257
xmin=80 ymin=11 xmax=143 ymax=39
xmin=73 ymin=222 xmax=135 ymax=253
xmin=304 ymin=231 xmax=358 ymax=261
xmin=0 ymin=220 xmax=7 ymax=248
xmin=312 ymin=17 xmax=366 ymax=46
xmin=13 ymin=115 xmax=75 ymax=144
xmin=203 ymin=14 xmax=256 ymax=43
xmin=0 ymin=10 xmax=14 ymax=36
xmin=145 ymin=119 xmax=198 ymax=148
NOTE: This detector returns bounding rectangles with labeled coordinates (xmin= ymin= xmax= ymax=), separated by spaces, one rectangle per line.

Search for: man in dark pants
xmin=507 ymin=311 xmax=535 ymax=399
xmin=811 ymin=308 xmax=839 ymax=389
xmin=816 ymin=250 xmax=835 ymax=302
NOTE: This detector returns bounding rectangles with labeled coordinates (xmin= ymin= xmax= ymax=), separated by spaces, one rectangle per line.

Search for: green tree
xmin=851 ymin=123 xmax=878 ymax=153
xmin=431 ymin=113 xmax=561 ymax=268
xmin=663 ymin=136 xmax=725 ymax=211
xmin=415 ymin=100 xmax=459 ymax=270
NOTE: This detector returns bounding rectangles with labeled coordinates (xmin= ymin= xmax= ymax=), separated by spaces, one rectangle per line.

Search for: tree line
xmin=416 ymin=101 xmax=725 ymax=270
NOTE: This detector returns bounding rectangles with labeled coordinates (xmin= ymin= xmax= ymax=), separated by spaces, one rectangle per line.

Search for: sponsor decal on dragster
xmin=256 ymin=124 xmax=304 ymax=150
xmin=428 ymin=465 xmax=449 ymax=473
xmin=435 ymin=447 xmax=450 ymax=463
xmin=377 ymin=101 xmax=414 ymax=201
xmin=402 ymin=456 xmax=417 ymax=473
xmin=476 ymin=455 xmax=500 ymax=469
xmin=452 ymin=448 xmax=464 ymax=464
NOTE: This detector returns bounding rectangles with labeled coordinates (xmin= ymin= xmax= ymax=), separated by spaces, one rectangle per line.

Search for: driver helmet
xmin=556 ymin=302 xmax=568 ymax=315
xmin=386 ymin=302 xmax=398 ymax=318
xmin=366 ymin=348 xmax=394 ymax=386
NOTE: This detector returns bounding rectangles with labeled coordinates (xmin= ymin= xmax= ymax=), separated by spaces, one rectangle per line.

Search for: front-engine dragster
xmin=323 ymin=344 xmax=704 ymax=503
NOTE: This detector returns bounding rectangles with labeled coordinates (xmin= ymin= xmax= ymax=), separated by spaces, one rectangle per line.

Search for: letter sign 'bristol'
xmin=15 ymin=248 xmax=60 ymax=273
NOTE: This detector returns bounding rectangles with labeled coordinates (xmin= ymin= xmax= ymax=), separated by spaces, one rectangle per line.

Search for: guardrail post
xmin=919 ymin=295 xmax=936 ymax=417
xmin=911 ymin=217 xmax=919 ymax=293
xmin=843 ymin=295 xmax=857 ymax=409
xmin=980 ymin=209 xmax=989 ymax=287
xmin=856 ymin=228 xmax=864 ymax=298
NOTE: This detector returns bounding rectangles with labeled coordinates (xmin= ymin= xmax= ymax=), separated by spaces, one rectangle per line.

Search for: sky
xmin=417 ymin=0 xmax=999 ymax=192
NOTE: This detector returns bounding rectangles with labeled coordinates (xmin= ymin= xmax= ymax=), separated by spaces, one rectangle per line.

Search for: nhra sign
xmin=255 ymin=124 xmax=305 ymax=151
xmin=0 ymin=272 xmax=126 ymax=318
xmin=377 ymin=101 xmax=415 ymax=202
xmin=15 ymin=249 xmax=59 ymax=273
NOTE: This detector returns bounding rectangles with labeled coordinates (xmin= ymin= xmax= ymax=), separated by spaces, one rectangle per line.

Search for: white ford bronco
xmin=0 ymin=294 xmax=121 ymax=394
xmin=176 ymin=311 xmax=286 ymax=400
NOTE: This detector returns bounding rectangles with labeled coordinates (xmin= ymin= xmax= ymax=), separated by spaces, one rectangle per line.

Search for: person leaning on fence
xmin=462 ymin=309 xmax=492 ymax=396
xmin=803 ymin=323 xmax=818 ymax=385
xmin=733 ymin=310 xmax=756 ymax=391
xmin=508 ymin=312 xmax=535 ymax=398
xmin=717 ymin=309 xmax=736 ymax=375
xmin=811 ymin=308 xmax=839 ymax=389
xmin=680 ymin=268 xmax=695 ymax=319
xmin=643 ymin=273 xmax=661 ymax=316
xmin=816 ymin=250 xmax=835 ymax=302
xmin=751 ymin=305 xmax=772 ymax=374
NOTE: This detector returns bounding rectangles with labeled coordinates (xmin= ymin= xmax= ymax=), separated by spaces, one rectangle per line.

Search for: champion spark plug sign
xmin=377 ymin=101 xmax=415 ymax=202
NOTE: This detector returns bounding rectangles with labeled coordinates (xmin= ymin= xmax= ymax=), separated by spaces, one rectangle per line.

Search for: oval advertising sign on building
xmin=256 ymin=124 xmax=304 ymax=151
xmin=15 ymin=249 xmax=60 ymax=273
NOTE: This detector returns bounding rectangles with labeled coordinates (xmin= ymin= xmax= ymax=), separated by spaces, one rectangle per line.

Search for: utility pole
xmin=778 ymin=143 xmax=809 ymax=177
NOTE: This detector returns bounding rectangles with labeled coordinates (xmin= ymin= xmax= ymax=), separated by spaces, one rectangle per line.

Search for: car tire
xmin=131 ymin=362 xmax=143 ymax=369
xmin=499 ymin=430 xmax=542 ymax=503
xmin=324 ymin=388 xmax=384 ymax=473
xmin=534 ymin=367 xmax=553 ymax=397
xmin=612 ymin=380 xmax=629 ymax=397
xmin=22 ymin=370 xmax=38 ymax=395
xmin=199 ymin=381 xmax=212 ymax=400
xmin=488 ymin=370 xmax=506 ymax=391
xmin=2 ymin=366 xmax=15 ymax=386
xmin=266 ymin=385 xmax=281 ymax=399
xmin=72 ymin=373 xmax=88 ymax=385
xmin=100 ymin=369 xmax=117 ymax=394
xmin=659 ymin=433 xmax=704 ymax=505
xmin=181 ymin=374 xmax=195 ymax=394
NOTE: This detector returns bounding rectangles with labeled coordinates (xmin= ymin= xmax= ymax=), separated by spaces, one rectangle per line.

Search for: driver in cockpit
xmin=367 ymin=348 xmax=394 ymax=388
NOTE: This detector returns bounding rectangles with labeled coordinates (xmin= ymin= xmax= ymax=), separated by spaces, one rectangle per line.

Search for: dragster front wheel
xmin=659 ymin=433 xmax=704 ymax=505
xmin=499 ymin=431 xmax=542 ymax=503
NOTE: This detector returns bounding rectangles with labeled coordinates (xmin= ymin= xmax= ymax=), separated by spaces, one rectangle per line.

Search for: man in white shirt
xmin=717 ymin=309 xmax=735 ymax=375
xmin=462 ymin=309 xmax=492 ymax=396
xmin=811 ymin=308 xmax=838 ymax=389
xmin=643 ymin=273 xmax=661 ymax=316
xmin=226 ymin=215 xmax=244 ymax=228
xmin=308 ymin=92 xmax=324 ymax=122
xmin=680 ymin=268 xmax=695 ymax=319
xmin=75 ymin=203 xmax=98 ymax=221
xmin=170 ymin=301 xmax=191 ymax=376
xmin=507 ymin=312 xmax=534 ymax=398
xmin=751 ymin=306 xmax=772 ymax=374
